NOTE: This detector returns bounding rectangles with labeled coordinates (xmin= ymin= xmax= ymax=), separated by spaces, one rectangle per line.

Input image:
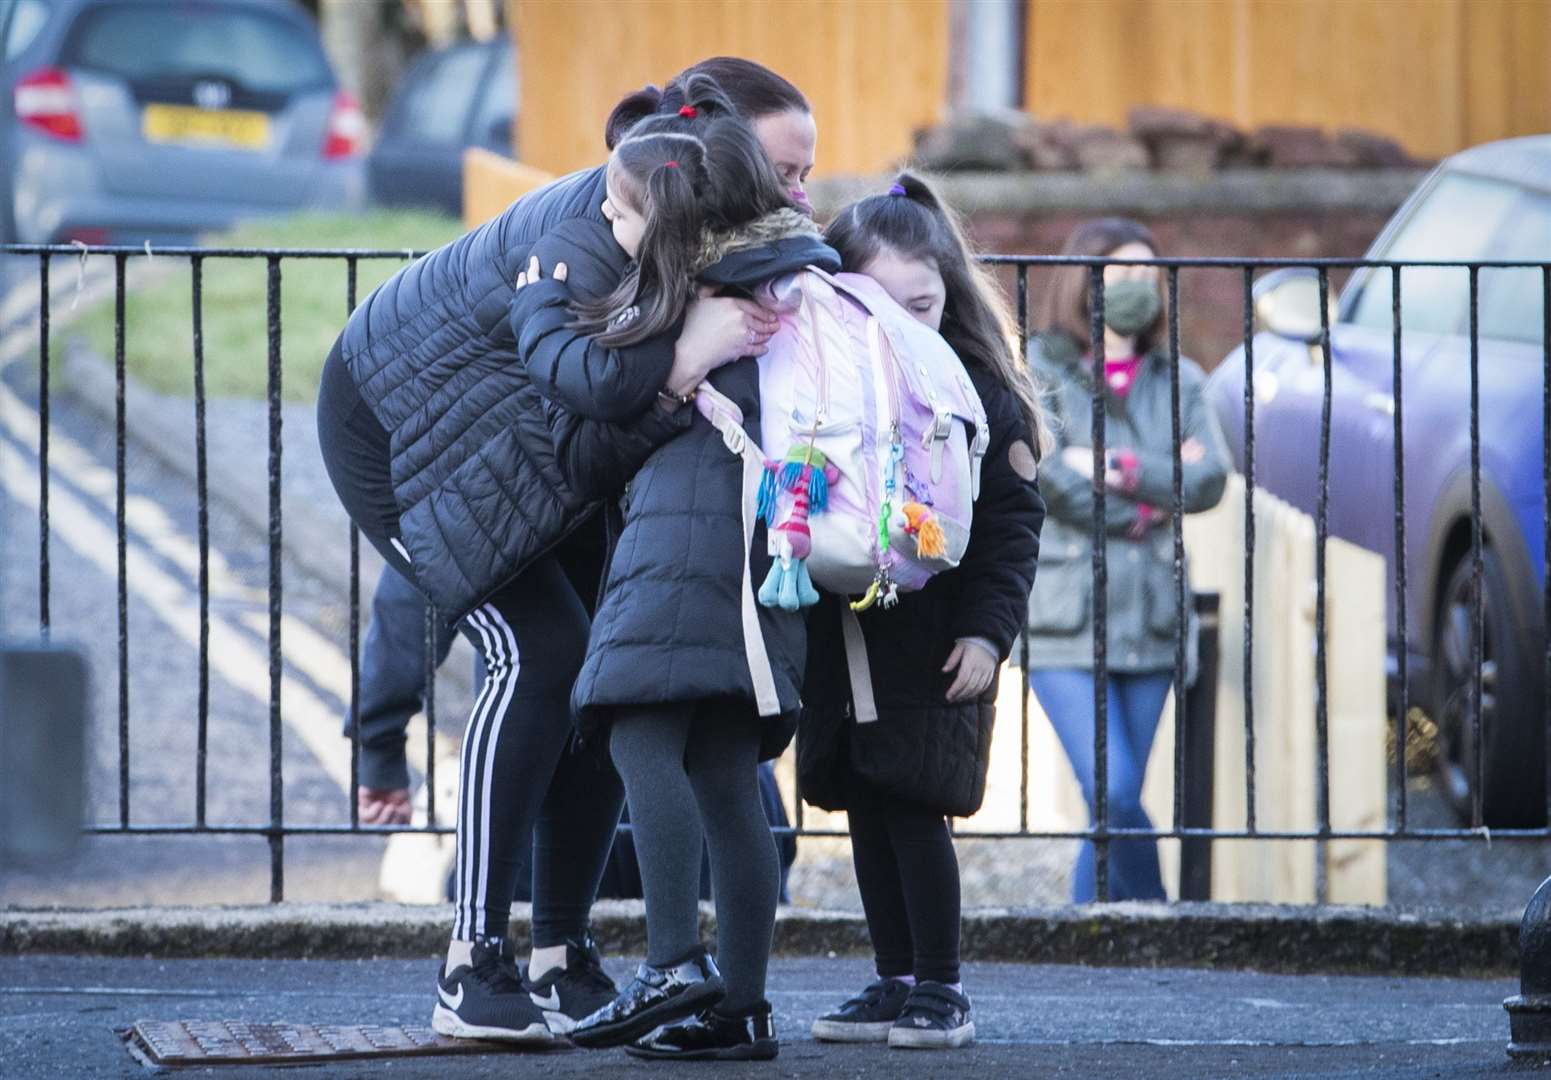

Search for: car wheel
xmin=1431 ymin=545 xmax=1546 ymax=827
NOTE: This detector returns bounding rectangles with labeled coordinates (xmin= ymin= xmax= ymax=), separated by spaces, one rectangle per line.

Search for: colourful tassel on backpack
xmin=901 ymin=501 xmax=946 ymax=560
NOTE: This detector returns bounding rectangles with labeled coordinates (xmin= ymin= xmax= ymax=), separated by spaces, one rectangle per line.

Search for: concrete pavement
xmin=0 ymin=954 xmax=1524 ymax=1078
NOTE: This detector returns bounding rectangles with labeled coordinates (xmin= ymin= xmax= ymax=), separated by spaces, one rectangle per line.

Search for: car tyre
xmin=1432 ymin=545 xmax=1546 ymax=827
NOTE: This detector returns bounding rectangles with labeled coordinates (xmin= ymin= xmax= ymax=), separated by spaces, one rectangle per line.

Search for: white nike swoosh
xmin=529 ymin=987 xmax=562 ymax=1011
xmin=438 ymin=983 xmax=465 ymax=1010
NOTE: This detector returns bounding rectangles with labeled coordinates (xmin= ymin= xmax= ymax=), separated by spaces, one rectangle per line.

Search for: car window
xmin=1478 ymin=192 xmax=1550 ymax=345
xmin=62 ymin=6 xmax=331 ymax=94
xmin=4 ymin=0 xmax=51 ymax=62
xmin=1349 ymin=172 xmax=1521 ymax=337
xmin=467 ymin=47 xmax=515 ymax=151
xmin=394 ymin=45 xmax=488 ymax=145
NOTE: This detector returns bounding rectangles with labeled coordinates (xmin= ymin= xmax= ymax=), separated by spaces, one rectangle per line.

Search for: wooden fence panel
xmin=509 ymin=0 xmax=949 ymax=178
xmin=1025 ymin=0 xmax=1551 ymax=162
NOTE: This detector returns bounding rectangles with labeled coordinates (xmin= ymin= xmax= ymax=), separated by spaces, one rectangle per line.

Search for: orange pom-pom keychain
xmin=900 ymin=501 xmax=946 ymax=560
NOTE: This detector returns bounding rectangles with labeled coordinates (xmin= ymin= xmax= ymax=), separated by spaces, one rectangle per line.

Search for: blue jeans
xmin=1029 ymin=669 xmax=1172 ymax=903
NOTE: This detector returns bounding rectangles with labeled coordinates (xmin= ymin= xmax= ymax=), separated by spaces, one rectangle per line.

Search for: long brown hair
xmin=571 ymin=74 xmax=794 ymax=348
xmin=1039 ymin=217 xmax=1168 ymax=357
xmin=824 ymin=172 xmax=1050 ymax=455
xmin=605 ymin=56 xmax=810 ymax=149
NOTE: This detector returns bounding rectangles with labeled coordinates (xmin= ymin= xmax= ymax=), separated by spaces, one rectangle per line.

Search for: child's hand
xmin=943 ymin=639 xmax=997 ymax=702
xmin=515 ymin=254 xmax=567 ymax=290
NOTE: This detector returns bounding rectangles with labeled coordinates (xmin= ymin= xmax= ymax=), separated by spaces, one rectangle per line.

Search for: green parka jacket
xmin=1022 ymin=331 xmax=1229 ymax=672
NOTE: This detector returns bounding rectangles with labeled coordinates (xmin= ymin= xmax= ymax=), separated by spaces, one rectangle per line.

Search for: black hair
xmin=605 ymin=56 xmax=810 ymax=150
xmin=825 ymin=172 xmax=1049 ymax=453
xmin=572 ymin=73 xmax=794 ymax=348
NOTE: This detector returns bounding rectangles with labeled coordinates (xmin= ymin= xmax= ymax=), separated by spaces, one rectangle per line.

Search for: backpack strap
xmin=839 ymin=606 xmax=880 ymax=724
xmin=695 ymin=383 xmax=784 ymax=718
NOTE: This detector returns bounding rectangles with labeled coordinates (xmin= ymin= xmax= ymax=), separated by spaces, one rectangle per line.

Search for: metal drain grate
xmin=120 ymin=1020 xmax=531 ymax=1067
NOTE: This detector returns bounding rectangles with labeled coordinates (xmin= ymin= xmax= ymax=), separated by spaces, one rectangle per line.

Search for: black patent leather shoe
xmin=568 ymin=947 xmax=724 ymax=1049
xmin=625 ymin=999 xmax=778 ymax=1061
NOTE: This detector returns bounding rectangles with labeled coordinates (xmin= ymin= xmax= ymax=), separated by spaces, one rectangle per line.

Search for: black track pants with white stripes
xmin=319 ymin=348 xmax=623 ymax=944
xmin=450 ymin=553 xmax=622 ymax=941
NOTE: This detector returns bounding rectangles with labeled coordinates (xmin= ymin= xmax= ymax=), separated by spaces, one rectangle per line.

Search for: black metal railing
xmin=3 ymin=242 xmax=1548 ymax=904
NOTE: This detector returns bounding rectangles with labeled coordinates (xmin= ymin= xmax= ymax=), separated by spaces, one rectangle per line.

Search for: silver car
xmin=2 ymin=0 xmax=364 ymax=245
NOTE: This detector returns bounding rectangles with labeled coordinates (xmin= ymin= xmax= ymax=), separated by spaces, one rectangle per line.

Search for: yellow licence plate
xmin=142 ymin=104 xmax=271 ymax=150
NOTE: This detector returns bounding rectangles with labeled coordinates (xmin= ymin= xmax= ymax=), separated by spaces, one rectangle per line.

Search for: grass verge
xmin=59 ymin=211 xmax=463 ymax=402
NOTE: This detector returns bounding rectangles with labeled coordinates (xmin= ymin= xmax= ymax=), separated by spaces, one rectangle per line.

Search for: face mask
xmin=1101 ymin=279 xmax=1161 ymax=337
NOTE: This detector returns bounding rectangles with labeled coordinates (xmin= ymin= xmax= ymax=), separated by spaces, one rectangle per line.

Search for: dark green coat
xmin=1023 ymin=332 xmax=1229 ymax=672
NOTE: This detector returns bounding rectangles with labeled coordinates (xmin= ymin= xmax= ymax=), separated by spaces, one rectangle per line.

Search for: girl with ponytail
xmin=799 ymin=174 xmax=1047 ymax=1050
xmin=509 ymin=73 xmax=838 ymax=1061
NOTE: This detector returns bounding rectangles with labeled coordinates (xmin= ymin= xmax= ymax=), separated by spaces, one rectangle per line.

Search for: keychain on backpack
xmin=757 ymin=443 xmax=840 ymax=612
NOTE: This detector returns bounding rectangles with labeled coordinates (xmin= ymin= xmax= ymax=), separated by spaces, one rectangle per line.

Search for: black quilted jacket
xmin=331 ymin=166 xmax=682 ymax=619
xmin=797 ymin=366 xmax=1045 ymax=816
xmin=512 ymin=215 xmax=841 ymax=758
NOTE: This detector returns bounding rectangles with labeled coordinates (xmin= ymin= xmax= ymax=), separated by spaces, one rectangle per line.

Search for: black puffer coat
xmin=798 ymin=366 xmax=1045 ymax=817
xmin=512 ymin=214 xmax=841 ymax=759
xmin=331 ymin=166 xmax=680 ymax=619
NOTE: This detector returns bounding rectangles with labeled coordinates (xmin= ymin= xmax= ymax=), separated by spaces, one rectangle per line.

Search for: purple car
xmin=1206 ymin=135 xmax=1551 ymax=827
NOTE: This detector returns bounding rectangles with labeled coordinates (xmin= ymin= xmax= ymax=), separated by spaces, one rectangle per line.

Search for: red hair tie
xmin=664 ymin=161 xmax=679 ymax=169
xmin=678 ymin=105 xmax=698 ymax=119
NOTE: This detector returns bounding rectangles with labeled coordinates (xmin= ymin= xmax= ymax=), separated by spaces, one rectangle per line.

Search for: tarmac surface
xmin=0 ymin=954 xmax=1531 ymax=1079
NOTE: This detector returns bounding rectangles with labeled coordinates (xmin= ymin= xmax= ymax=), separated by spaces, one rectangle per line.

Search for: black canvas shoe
xmin=810 ymin=976 xmax=913 ymax=1042
xmin=431 ymin=937 xmax=557 ymax=1044
xmin=524 ymin=934 xmax=619 ymax=1035
xmin=569 ymin=948 xmax=724 ymax=1049
xmin=887 ymin=982 xmax=974 ymax=1049
xmin=625 ymin=1000 xmax=778 ymax=1061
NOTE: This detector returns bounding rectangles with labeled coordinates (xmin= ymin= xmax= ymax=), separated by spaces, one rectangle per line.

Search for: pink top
xmin=1103 ymin=354 xmax=1144 ymax=398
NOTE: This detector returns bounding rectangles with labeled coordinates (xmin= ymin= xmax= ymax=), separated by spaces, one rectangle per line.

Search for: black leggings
xmin=318 ymin=343 xmax=623 ymax=944
xmin=847 ymin=787 xmax=961 ymax=985
xmin=609 ymin=703 xmax=779 ymax=1013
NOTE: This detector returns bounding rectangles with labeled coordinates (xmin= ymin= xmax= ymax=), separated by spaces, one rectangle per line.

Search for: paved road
xmin=0 ymin=955 xmax=1523 ymax=1079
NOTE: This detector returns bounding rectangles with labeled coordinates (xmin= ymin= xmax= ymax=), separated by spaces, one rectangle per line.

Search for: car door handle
xmin=1363 ymin=392 xmax=1395 ymax=417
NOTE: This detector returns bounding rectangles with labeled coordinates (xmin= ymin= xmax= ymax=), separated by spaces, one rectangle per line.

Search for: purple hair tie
xmin=887 ymin=183 xmax=906 ymax=197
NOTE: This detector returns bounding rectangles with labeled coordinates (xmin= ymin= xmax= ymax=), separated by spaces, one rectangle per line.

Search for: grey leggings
xmin=609 ymin=702 xmax=780 ymax=1014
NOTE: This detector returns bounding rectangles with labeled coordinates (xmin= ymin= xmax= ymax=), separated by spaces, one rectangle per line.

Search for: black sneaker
xmin=524 ymin=934 xmax=619 ymax=1035
xmin=569 ymin=947 xmax=724 ymax=1049
xmin=811 ymin=976 xmax=913 ymax=1042
xmin=431 ymin=937 xmax=557 ymax=1044
xmin=887 ymin=982 xmax=974 ymax=1049
xmin=626 ymin=1000 xmax=778 ymax=1061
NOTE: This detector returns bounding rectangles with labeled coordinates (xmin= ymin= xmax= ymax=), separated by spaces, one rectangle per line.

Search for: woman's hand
xmin=943 ymin=639 xmax=998 ymax=702
xmin=664 ymin=288 xmax=779 ymax=397
xmin=515 ymin=254 xmax=567 ymax=290
xmin=357 ymin=786 xmax=412 ymax=826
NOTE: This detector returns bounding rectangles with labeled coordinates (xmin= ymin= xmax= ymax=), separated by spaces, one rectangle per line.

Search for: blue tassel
xmin=779 ymin=460 xmax=804 ymax=494
xmin=756 ymin=465 xmax=779 ymax=526
xmin=807 ymin=466 xmax=829 ymax=514
xmin=758 ymin=559 xmax=784 ymax=608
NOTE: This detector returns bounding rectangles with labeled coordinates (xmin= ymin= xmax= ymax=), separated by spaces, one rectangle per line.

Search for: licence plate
xmin=142 ymin=104 xmax=271 ymax=150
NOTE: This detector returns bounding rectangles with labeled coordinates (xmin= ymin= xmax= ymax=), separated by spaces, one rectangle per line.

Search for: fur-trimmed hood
xmin=694 ymin=209 xmax=839 ymax=286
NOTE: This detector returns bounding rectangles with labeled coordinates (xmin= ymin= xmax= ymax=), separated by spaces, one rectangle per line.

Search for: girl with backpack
xmin=797 ymin=175 xmax=1047 ymax=1050
xmin=508 ymin=78 xmax=835 ymax=1062
xmin=316 ymin=60 xmax=811 ymax=1044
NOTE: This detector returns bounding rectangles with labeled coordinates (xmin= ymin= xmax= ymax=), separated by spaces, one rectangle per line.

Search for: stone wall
xmin=809 ymin=169 xmax=1426 ymax=371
